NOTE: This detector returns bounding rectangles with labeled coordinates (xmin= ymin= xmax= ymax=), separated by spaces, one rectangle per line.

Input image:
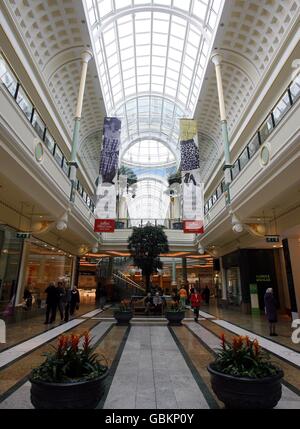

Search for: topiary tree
xmin=128 ymin=225 xmax=169 ymax=293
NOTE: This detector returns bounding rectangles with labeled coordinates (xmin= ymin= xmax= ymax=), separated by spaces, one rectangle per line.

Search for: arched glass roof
xmin=84 ymin=0 xmax=224 ymax=220
xmin=122 ymin=139 xmax=176 ymax=167
xmin=126 ymin=177 xmax=169 ymax=222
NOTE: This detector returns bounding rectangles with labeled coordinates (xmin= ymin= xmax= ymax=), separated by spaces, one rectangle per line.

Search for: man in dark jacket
xmin=44 ymin=282 xmax=58 ymax=324
xmin=264 ymin=287 xmax=278 ymax=336
xmin=70 ymin=286 xmax=80 ymax=316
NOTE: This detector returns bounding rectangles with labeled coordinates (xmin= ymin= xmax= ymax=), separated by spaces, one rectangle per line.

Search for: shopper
xmin=152 ymin=292 xmax=163 ymax=314
xmin=64 ymin=287 xmax=72 ymax=322
xmin=264 ymin=288 xmax=278 ymax=336
xmin=203 ymin=286 xmax=211 ymax=305
xmin=144 ymin=292 xmax=153 ymax=315
xmin=190 ymin=288 xmax=202 ymax=322
xmin=70 ymin=286 xmax=80 ymax=316
xmin=179 ymin=285 xmax=187 ymax=308
xmin=23 ymin=287 xmax=33 ymax=310
xmin=99 ymin=284 xmax=107 ymax=310
xmin=56 ymin=281 xmax=66 ymax=321
xmin=44 ymin=282 xmax=58 ymax=324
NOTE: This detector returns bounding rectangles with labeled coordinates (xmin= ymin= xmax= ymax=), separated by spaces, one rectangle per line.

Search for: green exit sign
xmin=265 ymin=235 xmax=280 ymax=243
xmin=16 ymin=232 xmax=31 ymax=239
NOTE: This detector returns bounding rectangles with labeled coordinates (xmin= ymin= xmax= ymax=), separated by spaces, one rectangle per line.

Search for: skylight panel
xmin=192 ymin=0 xmax=208 ymax=20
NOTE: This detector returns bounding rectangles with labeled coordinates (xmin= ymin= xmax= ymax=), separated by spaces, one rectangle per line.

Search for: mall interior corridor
xmin=0 ymin=304 xmax=299 ymax=409
xmin=0 ymin=0 xmax=300 ymax=412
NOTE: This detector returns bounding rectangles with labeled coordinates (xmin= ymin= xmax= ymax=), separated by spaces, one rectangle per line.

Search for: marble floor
xmin=0 ymin=304 xmax=299 ymax=409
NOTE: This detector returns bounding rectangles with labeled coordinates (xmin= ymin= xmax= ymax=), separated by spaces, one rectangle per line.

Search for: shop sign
xmin=250 ymin=283 xmax=260 ymax=315
xmin=183 ymin=220 xmax=204 ymax=233
xmin=94 ymin=219 xmax=115 ymax=233
xmin=255 ymin=274 xmax=271 ymax=282
xmin=265 ymin=235 xmax=280 ymax=243
xmin=16 ymin=232 xmax=31 ymax=239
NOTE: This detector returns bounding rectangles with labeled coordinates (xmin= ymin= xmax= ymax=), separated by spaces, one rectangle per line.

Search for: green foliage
xmin=213 ymin=334 xmax=281 ymax=379
xmin=128 ymin=225 xmax=169 ymax=278
xmin=168 ymin=170 xmax=181 ymax=186
xmin=166 ymin=300 xmax=185 ymax=312
xmin=31 ymin=332 xmax=108 ymax=383
xmin=118 ymin=165 xmax=137 ymax=187
xmin=114 ymin=299 xmax=132 ymax=312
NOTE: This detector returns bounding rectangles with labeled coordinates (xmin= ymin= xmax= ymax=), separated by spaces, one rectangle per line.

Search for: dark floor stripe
xmin=96 ymin=325 xmax=131 ymax=409
xmin=168 ymin=326 xmax=219 ymax=409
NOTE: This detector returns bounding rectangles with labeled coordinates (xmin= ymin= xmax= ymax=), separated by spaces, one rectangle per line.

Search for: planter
xmin=165 ymin=310 xmax=185 ymax=325
xmin=30 ymin=369 xmax=108 ymax=409
xmin=172 ymin=222 xmax=183 ymax=230
xmin=207 ymin=363 xmax=283 ymax=409
xmin=114 ymin=310 xmax=133 ymax=325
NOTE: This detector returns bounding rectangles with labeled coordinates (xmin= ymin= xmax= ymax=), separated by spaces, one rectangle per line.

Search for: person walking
xmin=179 ymin=285 xmax=187 ymax=308
xmin=23 ymin=287 xmax=33 ymax=310
xmin=44 ymin=282 xmax=58 ymax=324
xmin=264 ymin=288 xmax=278 ymax=336
xmin=70 ymin=286 xmax=80 ymax=316
xmin=191 ymin=288 xmax=202 ymax=322
xmin=99 ymin=284 xmax=107 ymax=310
xmin=203 ymin=286 xmax=211 ymax=305
xmin=56 ymin=280 xmax=66 ymax=321
xmin=64 ymin=287 xmax=72 ymax=322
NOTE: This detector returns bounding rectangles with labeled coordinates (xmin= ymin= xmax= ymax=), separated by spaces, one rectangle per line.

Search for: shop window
xmin=44 ymin=130 xmax=55 ymax=153
xmin=290 ymin=74 xmax=300 ymax=102
xmin=53 ymin=144 xmax=63 ymax=167
xmin=231 ymin=160 xmax=240 ymax=180
xmin=0 ymin=225 xmax=23 ymax=312
xmin=259 ymin=115 xmax=273 ymax=144
xmin=0 ymin=56 xmax=18 ymax=97
xmin=32 ymin=110 xmax=45 ymax=140
xmin=216 ymin=183 xmax=222 ymax=199
xmin=239 ymin=147 xmax=249 ymax=170
xmin=272 ymin=91 xmax=290 ymax=125
xmin=248 ymin=133 xmax=260 ymax=158
xmin=16 ymin=86 xmax=33 ymax=121
xmin=62 ymin=157 xmax=70 ymax=176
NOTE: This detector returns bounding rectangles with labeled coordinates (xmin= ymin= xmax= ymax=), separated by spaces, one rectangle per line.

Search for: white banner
xmin=182 ymin=169 xmax=204 ymax=220
xmin=95 ymin=181 xmax=116 ymax=219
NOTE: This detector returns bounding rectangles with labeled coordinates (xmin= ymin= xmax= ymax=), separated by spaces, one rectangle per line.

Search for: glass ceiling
xmin=122 ymin=139 xmax=176 ymax=167
xmin=126 ymin=177 xmax=169 ymax=222
xmin=84 ymin=0 xmax=224 ymax=220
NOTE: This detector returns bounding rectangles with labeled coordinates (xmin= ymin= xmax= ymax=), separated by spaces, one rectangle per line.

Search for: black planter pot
xmin=165 ymin=310 xmax=185 ymax=325
xmin=207 ymin=363 xmax=283 ymax=409
xmin=114 ymin=310 xmax=133 ymax=325
xmin=30 ymin=369 xmax=109 ymax=409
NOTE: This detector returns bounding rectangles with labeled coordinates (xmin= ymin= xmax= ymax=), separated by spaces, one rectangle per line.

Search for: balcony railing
xmin=204 ymin=73 xmax=300 ymax=215
xmin=0 ymin=53 xmax=95 ymax=213
xmin=115 ymin=218 xmax=183 ymax=229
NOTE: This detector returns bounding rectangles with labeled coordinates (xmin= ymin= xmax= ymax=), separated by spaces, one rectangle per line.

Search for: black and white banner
xmin=95 ymin=117 xmax=121 ymax=227
xmin=180 ymin=119 xmax=204 ymax=233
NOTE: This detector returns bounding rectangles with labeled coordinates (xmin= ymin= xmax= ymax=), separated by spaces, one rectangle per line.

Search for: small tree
xmin=128 ymin=225 xmax=169 ymax=293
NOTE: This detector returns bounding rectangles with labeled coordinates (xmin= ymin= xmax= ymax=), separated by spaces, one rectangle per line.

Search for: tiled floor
xmin=0 ymin=304 xmax=299 ymax=409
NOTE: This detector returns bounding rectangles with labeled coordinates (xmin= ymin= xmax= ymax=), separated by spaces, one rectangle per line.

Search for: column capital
xmin=81 ymin=49 xmax=93 ymax=63
xmin=211 ymin=52 xmax=222 ymax=66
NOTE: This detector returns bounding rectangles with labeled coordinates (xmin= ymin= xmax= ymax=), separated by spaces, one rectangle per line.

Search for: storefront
xmin=221 ymin=249 xmax=280 ymax=314
xmin=20 ymin=237 xmax=75 ymax=305
xmin=0 ymin=225 xmax=23 ymax=312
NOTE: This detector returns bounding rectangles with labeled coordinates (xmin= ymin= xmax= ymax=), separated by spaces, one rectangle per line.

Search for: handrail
xmin=0 ymin=53 xmax=95 ymax=214
xmin=204 ymin=73 xmax=300 ymax=215
xmin=113 ymin=271 xmax=146 ymax=293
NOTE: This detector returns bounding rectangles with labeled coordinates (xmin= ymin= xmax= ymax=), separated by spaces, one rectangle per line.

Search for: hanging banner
xmin=180 ymin=119 xmax=204 ymax=234
xmin=94 ymin=117 xmax=121 ymax=232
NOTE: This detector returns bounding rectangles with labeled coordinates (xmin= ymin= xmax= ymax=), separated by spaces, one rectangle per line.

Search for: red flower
xmin=71 ymin=334 xmax=80 ymax=352
xmin=253 ymin=339 xmax=260 ymax=356
xmin=245 ymin=336 xmax=250 ymax=348
xmin=220 ymin=333 xmax=226 ymax=350
xmin=83 ymin=331 xmax=91 ymax=353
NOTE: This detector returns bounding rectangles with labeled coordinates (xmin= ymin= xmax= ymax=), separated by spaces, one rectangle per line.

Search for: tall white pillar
xmin=69 ymin=50 xmax=93 ymax=202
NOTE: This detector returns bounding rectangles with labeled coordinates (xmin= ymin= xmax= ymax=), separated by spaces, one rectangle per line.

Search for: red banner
xmin=183 ymin=220 xmax=204 ymax=234
xmin=94 ymin=219 xmax=115 ymax=232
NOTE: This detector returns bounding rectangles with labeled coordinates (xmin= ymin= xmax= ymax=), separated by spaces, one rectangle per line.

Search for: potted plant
xmin=113 ymin=299 xmax=133 ymax=325
xmin=165 ymin=301 xmax=185 ymax=325
xmin=207 ymin=334 xmax=283 ymax=409
xmin=29 ymin=331 xmax=108 ymax=409
xmin=128 ymin=225 xmax=169 ymax=292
